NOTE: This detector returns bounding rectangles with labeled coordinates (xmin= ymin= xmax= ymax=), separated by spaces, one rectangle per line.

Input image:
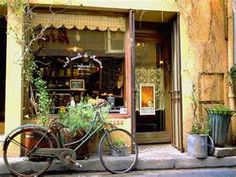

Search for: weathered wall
xmin=178 ymin=0 xmax=228 ymax=147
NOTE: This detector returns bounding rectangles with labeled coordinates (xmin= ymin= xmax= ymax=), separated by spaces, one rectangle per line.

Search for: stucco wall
xmin=178 ymin=0 xmax=228 ymax=148
xmin=30 ymin=0 xmax=178 ymax=12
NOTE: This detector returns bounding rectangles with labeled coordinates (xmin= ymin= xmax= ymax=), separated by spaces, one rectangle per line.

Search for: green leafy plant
xmin=230 ymin=65 xmax=236 ymax=77
xmin=2 ymin=1 xmax=52 ymax=125
xmin=206 ymin=104 xmax=233 ymax=116
xmin=59 ymin=99 xmax=110 ymax=135
xmin=113 ymin=138 xmax=127 ymax=147
xmin=191 ymin=118 xmax=210 ymax=135
xmin=189 ymin=84 xmax=210 ymax=135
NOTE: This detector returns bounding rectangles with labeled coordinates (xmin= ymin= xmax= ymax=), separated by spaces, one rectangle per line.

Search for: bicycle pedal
xmin=75 ymin=162 xmax=82 ymax=168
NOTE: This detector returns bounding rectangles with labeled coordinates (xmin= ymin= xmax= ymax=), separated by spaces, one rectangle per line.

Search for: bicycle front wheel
xmin=99 ymin=128 xmax=138 ymax=174
xmin=3 ymin=127 xmax=54 ymax=177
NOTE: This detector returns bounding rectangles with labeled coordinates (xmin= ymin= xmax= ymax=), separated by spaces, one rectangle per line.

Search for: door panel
xmin=129 ymin=9 xmax=136 ymax=136
xmin=171 ymin=14 xmax=183 ymax=151
xmin=134 ymin=25 xmax=171 ymax=144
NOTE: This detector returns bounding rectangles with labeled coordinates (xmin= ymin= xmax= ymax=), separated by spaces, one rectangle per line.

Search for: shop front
xmin=5 ymin=1 xmax=198 ymax=154
xmin=24 ymin=9 xmax=182 ymax=148
xmin=2 ymin=5 xmax=184 ymax=150
xmin=26 ymin=10 xmax=133 ymax=132
xmin=2 ymin=0 xmax=233 ymax=154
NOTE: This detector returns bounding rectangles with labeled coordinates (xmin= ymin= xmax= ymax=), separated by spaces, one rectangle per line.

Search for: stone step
xmin=214 ymin=147 xmax=236 ymax=157
xmin=0 ymin=134 xmax=5 ymax=157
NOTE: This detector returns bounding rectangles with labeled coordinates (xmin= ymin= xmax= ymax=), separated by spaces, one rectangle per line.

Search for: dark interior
xmin=136 ymin=110 xmax=165 ymax=132
xmin=0 ymin=17 xmax=6 ymax=122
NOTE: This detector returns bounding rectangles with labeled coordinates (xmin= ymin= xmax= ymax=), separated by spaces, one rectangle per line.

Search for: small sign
xmin=140 ymin=83 xmax=155 ymax=115
xmin=119 ymin=107 xmax=127 ymax=114
xmin=70 ymin=79 xmax=85 ymax=91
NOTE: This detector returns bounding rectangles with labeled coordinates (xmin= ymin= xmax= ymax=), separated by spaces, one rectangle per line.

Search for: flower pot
xmin=208 ymin=113 xmax=231 ymax=147
xmin=187 ymin=134 xmax=208 ymax=159
xmin=62 ymin=128 xmax=90 ymax=159
xmin=22 ymin=131 xmax=49 ymax=161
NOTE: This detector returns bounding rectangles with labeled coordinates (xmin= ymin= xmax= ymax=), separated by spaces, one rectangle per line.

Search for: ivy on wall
xmin=0 ymin=0 xmax=72 ymax=125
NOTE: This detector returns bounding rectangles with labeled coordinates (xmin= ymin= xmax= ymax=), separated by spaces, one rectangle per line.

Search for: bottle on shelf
xmin=70 ymin=96 xmax=76 ymax=107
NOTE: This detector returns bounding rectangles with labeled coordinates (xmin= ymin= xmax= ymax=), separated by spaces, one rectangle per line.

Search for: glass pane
xmin=34 ymin=28 xmax=126 ymax=115
xmin=136 ymin=42 xmax=157 ymax=67
xmin=110 ymin=31 xmax=124 ymax=50
xmin=135 ymin=41 xmax=165 ymax=132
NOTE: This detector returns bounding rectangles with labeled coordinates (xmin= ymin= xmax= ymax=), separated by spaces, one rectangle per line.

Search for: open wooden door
xmin=171 ymin=14 xmax=184 ymax=151
xmin=129 ymin=9 xmax=136 ymax=136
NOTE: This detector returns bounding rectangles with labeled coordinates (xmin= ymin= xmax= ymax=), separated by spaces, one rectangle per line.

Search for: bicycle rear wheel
xmin=99 ymin=128 xmax=138 ymax=174
xmin=3 ymin=127 xmax=54 ymax=177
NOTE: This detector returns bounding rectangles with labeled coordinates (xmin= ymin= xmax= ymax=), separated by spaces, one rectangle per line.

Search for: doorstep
xmin=1 ymin=144 xmax=236 ymax=175
xmin=213 ymin=146 xmax=236 ymax=157
xmin=0 ymin=134 xmax=4 ymax=158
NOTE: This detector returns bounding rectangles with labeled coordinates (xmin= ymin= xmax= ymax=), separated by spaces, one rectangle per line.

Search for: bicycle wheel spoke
xmin=10 ymin=137 xmax=32 ymax=154
xmin=99 ymin=128 xmax=138 ymax=174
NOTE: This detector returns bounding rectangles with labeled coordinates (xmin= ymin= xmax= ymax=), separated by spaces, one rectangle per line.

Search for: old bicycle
xmin=3 ymin=100 xmax=138 ymax=177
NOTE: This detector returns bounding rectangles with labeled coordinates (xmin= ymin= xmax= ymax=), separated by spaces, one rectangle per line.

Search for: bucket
xmin=208 ymin=113 xmax=231 ymax=147
xmin=187 ymin=134 xmax=208 ymax=159
xmin=231 ymin=115 xmax=236 ymax=145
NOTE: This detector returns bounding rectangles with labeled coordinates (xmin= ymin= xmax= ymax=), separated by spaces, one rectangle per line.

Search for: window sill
xmin=109 ymin=113 xmax=131 ymax=119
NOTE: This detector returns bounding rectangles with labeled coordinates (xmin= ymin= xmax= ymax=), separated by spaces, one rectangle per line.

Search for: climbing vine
xmin=0 ymin=0 xmax=54 ymax=125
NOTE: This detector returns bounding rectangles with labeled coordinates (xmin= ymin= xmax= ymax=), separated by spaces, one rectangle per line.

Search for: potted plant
xmin=187 ymin=117 xmax=212 ymax=159
xmin=230 ymin=65 xmax=236 ymax=94
xmin=59 ymin=97 xmax=110 ymax=159
xmin=110 ymin=138 xmax=128 ymax=157
xmin=187 ymin=84 xmax=213 ymax=159
xmin=206 ymin=104 xmax=233 ymax=147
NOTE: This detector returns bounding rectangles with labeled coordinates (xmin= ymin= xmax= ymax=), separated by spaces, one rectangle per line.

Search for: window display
xmin=34 ymin=28 xmax=125 ymax=114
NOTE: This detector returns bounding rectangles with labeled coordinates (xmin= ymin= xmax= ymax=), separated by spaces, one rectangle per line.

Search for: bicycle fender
xmin=2 ymin=124 xmax=60 ymax=151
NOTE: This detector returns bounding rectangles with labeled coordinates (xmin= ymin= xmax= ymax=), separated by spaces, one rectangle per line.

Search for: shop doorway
xmin=132 ymin=11 xmax=182 ymax=147
xmin=0 ymin=16 xmax=6 ymax=134
xmin=134 ymin=21 xmax=172 ymax=144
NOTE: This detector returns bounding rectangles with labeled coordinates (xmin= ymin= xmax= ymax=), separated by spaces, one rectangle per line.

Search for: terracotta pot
xmin=22 ymin=131 xmax=49 ymax=161
xmin=63 ymin=128 xmax=90 ymax=160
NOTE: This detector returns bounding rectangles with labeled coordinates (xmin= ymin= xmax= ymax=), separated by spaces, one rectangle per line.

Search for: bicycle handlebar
xmin=94 ymin=99 xmax=109 ymax=109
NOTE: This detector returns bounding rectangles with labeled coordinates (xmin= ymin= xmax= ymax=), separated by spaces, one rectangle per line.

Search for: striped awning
xmin=32 ymin=13 xmax=126 ymax=31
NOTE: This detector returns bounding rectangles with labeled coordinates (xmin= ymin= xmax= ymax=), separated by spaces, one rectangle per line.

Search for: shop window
xmin=106 ymin=30 xmax=125 ymax=53
xmin=34 ymin=28 xmax=125 ymax=114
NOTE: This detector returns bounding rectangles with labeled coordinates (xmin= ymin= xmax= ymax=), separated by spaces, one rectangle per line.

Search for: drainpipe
xmin=228 ymin=0 xmax=235 ymax=110
xmin=228 ymin=0 xmax=236 ymax=146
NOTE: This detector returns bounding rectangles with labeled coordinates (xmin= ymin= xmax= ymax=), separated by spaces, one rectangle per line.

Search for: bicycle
xmin=3 ymin=100 xmax=138 ymax=177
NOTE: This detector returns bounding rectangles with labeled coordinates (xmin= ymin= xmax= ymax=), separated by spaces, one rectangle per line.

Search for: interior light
xmin=75 ymin=31 xmax=80 ymax=42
